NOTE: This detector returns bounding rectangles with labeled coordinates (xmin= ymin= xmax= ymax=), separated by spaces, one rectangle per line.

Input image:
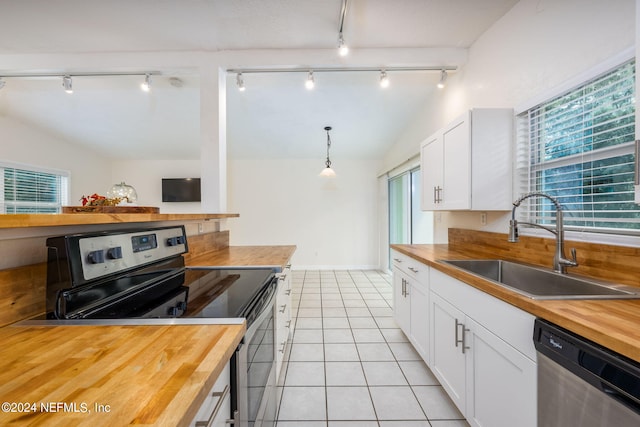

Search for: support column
xmin=200 ymin=62 xmax=227 ymax=212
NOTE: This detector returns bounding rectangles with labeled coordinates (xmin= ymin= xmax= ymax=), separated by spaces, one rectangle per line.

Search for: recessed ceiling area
xmin=0 ymin=0 xmax=520 ymax=161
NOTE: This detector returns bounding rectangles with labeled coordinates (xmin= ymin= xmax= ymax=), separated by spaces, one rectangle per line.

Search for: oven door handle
xmin=243 ymin=284 xmax=277 ymax=343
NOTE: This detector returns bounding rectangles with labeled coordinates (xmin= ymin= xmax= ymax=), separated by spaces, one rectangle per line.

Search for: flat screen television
xmin=162 ymin=178 xmax=201 ymax=202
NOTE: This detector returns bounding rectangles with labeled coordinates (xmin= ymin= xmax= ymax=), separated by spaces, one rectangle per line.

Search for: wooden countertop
xmin=391 ymin=243 xmax=640 ymax=363
xmin=0 ymin=213 xmax=239 ymax=229
xmin=188 ymin=245 xmax=297 ymax=271
xmin=0 ymin=322 xmax=245 ymax=427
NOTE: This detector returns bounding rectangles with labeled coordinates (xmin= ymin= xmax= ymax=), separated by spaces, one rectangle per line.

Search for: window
xmin=0 ymin=163 xmax=69 ymax=213
xmin=517 ymin=59 xmax=639 ymax=233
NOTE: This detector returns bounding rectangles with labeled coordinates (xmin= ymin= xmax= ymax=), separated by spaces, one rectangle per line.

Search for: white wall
xmin=111 ymin=159 xmax=202 ymax=213
xmin=228 ymin=158 xmax=380 ymax=269
xmin=382 ymin=0 xmax=636 ymax=243
xmin=0 ymin=115 xmax=111 ymax=203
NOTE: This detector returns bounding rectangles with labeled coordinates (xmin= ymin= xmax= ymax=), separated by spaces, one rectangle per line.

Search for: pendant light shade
xmin=319 ymin=126 xmax=336 ymax=177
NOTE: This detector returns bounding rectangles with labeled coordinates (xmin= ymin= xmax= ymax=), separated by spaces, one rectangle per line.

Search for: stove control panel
xmin=76 ymin=226 xmax=188 ymax=281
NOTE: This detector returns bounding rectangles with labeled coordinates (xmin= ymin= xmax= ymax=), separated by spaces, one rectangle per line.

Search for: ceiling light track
xmin=0 ymin=71 xmax=161 ymax=79
xmin=227 ymin=66 xmax=457 ymax=75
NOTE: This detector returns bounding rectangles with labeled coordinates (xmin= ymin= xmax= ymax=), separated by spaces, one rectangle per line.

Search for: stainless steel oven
xmin=42 ymin=226 xmax=279 ymax=427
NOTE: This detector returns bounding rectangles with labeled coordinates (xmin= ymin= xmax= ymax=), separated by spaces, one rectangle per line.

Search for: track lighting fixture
xmin=337 ymin=0 xmax=349 ymax=56
xmin=437 ymin=69 xmax=448 ymax=89
xmin=379 ymin=70 xmax=390 ymax=88
xmin=141 ymin=74 xmax=151 ymax=92
xmin=305 ymin=71 xmax=315 ymax=90
xmin=319 ymin=126 xmax=336 ymax=177
xmin=236 ymin=73 xmax=246 ymax=91
xmin=338 ymin=33 xmax=349 ymax=57
xmin=62 ymin=75 xmax=73 ymax=94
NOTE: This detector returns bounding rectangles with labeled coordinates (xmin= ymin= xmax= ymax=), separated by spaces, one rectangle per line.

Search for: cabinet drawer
xmin=189 ymin=362 xmax=230 ymax=427
xmin=391 ymin=250 xmax=428 ymax=286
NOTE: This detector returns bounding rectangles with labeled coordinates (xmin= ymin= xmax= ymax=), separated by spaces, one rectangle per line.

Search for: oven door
xmin=233 ymin=281 xmax=277 ymax=427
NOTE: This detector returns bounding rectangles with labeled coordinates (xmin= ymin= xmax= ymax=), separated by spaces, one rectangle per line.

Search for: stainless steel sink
xmin=441 ymin=259 xmax=640 ymax=300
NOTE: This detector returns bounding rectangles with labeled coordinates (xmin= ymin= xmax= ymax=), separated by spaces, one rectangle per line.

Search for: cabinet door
xmin=420 ymin=133 xmax=443 ymax=211
xmin=465 ymin=318 xmax=537 ymax=427
xmin=189 ymin=362 xmax=231 ymax=427
xmin=392 ymin=268 xmax=411 ymax=334
xmin=408 ymin=280 xmax=429 ymax=361
xmin=430 ymin=292 xmax=466 ymax=413
xmin=441 ymin=113 xmax=471 ymax=210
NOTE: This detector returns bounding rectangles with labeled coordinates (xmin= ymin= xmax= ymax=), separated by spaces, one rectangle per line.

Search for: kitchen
xmin=0 ymin=0 xmax=639 ymax=426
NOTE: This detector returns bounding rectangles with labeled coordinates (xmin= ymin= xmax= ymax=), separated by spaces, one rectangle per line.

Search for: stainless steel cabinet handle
xmin=408 ymin=267 xmax=419 ymax=273
xmin=279 ymin=304 xmax=287 ymax=313
xmin=393 ymin=258 xmax=402 ymax=263
xmin=286 ymin=320 xmax=291 ymax=328
xmin=285 ymin=289 xmax=291 ymax=296
xmin=433 ymin=186 xmax=438 ymax=204
xmin=279 ymin=341 xmax=287 ymax=353
xmin=401 ymin=278 xmax=406 ymax=297
xmin=279 ymin=274 xmax=288 ymax=281
xmin=195 ymin=384 xmax=230 ymax=427
xmin=454 ymin=319 xmax=470 ymax=354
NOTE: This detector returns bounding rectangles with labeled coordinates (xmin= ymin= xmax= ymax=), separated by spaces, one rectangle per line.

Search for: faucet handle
xmin=569 ymin=248 xmax=578 ymax=265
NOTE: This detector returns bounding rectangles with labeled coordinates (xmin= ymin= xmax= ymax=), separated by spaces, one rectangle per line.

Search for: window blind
xmin=517 ymin=59 xmax=639 ymax=232
xmin=1 ymin=165 xmax=69 ymax=213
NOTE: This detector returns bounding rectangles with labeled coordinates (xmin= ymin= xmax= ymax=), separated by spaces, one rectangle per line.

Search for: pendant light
xmin=319 ymin=126 xmax=336 ymax=177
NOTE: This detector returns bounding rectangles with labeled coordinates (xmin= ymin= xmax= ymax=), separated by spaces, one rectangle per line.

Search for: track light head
xmin=62 ymin=75 xmax=73 ymax=94
xmin=305 ymin=71 xmax=315 ymax=90
xmin=236 ymin=73 xmax=246 ymax=91
xmin=338 ymin=33 xmax=349 ymax=57
xmin=379 ymin=70 xmax=390 ymax=88
xmin=437 ymin=69 xmax=448 ymax=89
xmin=141 ymin=74 xmax=151 ymax=92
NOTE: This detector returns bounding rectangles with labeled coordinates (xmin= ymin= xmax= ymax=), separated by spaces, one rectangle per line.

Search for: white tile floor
xmin=276 ymin=270 xmax=470 ymax=427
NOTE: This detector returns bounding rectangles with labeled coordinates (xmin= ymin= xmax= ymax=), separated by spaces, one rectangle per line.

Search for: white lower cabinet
xmin=465 ymin=317 xmax=536 ymax=427
xmin=275 ymin=265 xmax=292 ymax=383
xmin=430 ymin=292 xmax=467 ymax=410
xmin=189 ymin=362 xmax=231 ymax=427
xmin=429 ymin=268 xmax=537 ymax=427
xmin=392 ymin=250 xmax=429 ymax=361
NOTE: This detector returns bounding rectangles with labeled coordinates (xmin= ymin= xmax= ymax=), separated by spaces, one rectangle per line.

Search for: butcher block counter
xmin=0 ymin=321 xmax=245 ymax=427
xmin=392 ymin=241 xmax=640 ymax=363
xmin=188 ymin=245 xmax=297 ymax=271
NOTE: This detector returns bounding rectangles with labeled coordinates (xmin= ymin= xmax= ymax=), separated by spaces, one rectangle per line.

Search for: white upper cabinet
xmin=420 ymin=108 xmax=514 ymax=211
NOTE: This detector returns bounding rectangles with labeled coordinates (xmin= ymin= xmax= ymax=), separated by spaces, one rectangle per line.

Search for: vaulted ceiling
xmin=0 ymin=0 xmax=519 ymax=160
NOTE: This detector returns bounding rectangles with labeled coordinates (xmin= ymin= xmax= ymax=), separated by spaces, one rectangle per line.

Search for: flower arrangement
xmin=80 ymin=193 xmax=123 ymax=207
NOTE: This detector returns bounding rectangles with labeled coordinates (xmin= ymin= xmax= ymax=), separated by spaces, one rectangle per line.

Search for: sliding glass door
xmin=389 ymin=168 xmax=433 ymax=250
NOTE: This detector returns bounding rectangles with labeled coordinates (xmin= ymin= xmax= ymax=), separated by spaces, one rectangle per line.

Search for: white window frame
xmin=0 ymin=161 xmax=70 ymax=214
xmin=514 ymin=48 xmax=640 ymax=247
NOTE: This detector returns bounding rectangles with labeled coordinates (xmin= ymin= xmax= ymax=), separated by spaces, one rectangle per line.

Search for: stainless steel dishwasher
xmin=534 ymin=319 xmax=640 ymax=427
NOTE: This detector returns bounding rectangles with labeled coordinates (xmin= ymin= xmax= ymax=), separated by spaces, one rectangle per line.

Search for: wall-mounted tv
xmin=162 ymin=178 xmax=201 ymax=202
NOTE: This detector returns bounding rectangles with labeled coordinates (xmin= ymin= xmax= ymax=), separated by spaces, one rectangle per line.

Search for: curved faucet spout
xmin=508 ymin=192 xmax=578 ymax=274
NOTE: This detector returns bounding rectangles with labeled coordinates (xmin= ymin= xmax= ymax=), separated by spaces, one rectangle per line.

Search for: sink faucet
xmin=508 ymin=192 xmax=578 ymax=274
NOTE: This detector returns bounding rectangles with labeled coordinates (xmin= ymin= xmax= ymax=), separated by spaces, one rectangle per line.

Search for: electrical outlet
xmin=480 ymin=212 xmax=487 ymax=226
xmin=198 ymin=223 xmax=204 ymax=233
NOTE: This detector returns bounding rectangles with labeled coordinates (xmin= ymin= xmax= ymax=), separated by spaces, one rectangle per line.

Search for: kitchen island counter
xmin=0 ymin=321 xmax=245 ymax=426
